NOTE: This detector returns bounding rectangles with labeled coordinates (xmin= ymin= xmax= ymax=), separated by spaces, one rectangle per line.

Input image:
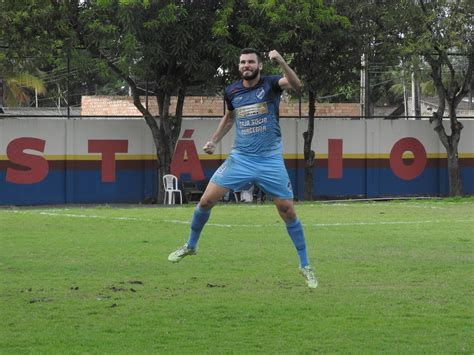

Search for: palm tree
xmin=1 ymin=72 xmax=46 ymax=107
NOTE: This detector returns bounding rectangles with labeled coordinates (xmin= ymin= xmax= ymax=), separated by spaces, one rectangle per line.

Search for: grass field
xmin=1 ymin=198 xmax=473 ymax=353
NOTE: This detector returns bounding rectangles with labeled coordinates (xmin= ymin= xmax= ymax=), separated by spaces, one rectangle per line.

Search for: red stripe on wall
xmin=328 ymin=139 xmax=343 ymax=179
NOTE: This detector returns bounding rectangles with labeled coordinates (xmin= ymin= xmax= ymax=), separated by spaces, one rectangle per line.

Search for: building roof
xmin=0 ymin=107 xmax=81 ymax=117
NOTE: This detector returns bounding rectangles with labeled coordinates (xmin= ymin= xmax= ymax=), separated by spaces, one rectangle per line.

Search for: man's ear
xmin=259 ymin=62 xmax=263 ymax=70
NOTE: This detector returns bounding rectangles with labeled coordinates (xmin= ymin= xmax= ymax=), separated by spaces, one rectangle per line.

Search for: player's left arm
xmin=268 ymin=50 xmax=302 ymax=93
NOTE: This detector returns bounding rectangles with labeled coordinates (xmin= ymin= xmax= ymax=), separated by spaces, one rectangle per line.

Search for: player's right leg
xmin=168 ymin=182 xmax=228 ymax=263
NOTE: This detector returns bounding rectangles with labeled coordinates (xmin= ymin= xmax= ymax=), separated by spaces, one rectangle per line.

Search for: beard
xmin=241 ymin=67 xmax=260 ymax=81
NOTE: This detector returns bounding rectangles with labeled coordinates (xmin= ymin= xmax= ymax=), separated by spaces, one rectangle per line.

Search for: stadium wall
xmin=0 ymin=118 xmax=473 ymax=205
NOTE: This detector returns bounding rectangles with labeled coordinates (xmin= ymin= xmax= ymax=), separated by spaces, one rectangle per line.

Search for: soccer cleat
xmin=300 ymin=265 xmax=318 ymax=289
xmin=168 ymin=243 xmax=196 ymax=263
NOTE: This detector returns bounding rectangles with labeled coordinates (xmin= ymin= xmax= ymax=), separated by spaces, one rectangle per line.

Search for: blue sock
xmin=187 ymin=206 xmax=211 ymax=249
xmin=286 ymin=219 xmax=309 ymax=268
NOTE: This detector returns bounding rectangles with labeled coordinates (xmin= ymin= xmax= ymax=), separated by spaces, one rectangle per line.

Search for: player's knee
xmin=284 ymin=211 xmax=297 ymax=221
xmin=277 ymin=205 xmax=296 ymax=221
xmin=198 ymin=197 xmax=215 ymax=210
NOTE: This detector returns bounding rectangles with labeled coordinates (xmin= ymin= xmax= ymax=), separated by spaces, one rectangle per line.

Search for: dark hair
xmin=240 ymin=48 xmax=262 ymax=63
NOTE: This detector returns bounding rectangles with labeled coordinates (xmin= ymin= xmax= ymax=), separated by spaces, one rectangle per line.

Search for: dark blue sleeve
xmin=268 ymin=75 xmax=283 ymax=94
xmin=224 ymin=90 xmax=234 ymax=111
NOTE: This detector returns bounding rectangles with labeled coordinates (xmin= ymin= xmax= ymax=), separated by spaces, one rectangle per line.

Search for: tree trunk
xmin=447 ymin=144 xmax=463 ymax=196
xmin=155 ymin=86 xmax=186 ymax=204
xmin=426 ymin=53 xmax=468 ymax=197
xmin=303 ymin=91 xmax=316 ymax=201
xmin=69 ymin=21 xmax=187 ymax=204
xmin=155 ymin=92 xmax=173 ymax=204
xmin=430 ymin=101 xmax=463 ymax=196
xmin=446 ymin=103 xmax=463 ymax=196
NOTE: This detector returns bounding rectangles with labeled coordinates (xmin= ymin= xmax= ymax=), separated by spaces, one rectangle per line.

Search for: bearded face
xmin=241 ymin=67 xmax=260 ymax=80
xmin=239 ymin=53 xmax=262 ymax=81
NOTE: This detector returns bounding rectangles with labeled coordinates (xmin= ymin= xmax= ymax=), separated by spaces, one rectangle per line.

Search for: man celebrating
xmin=168 ymin=48 xmax=317 ymax=289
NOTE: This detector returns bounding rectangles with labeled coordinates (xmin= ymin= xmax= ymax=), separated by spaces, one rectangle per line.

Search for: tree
xmin=48 ymin=0 xmax=227 ymax=203
xmin=0 ymin=0 xmax=52 ymax=108
xmin=236 ymin=0 xmax=357 ymax=199
xmin=292 ymin=4 xmax=357 ymax=200
xmin=0 ymin=72 xmax=46 ymax=107
xmin=387 ymin=0 xmax=473 ymax=195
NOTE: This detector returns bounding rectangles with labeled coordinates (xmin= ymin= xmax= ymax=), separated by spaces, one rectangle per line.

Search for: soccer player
xmin=168 ymin=48 xmax=317 ymax=289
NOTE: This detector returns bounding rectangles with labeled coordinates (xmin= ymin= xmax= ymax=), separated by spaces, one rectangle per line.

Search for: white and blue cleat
xmin=300 ymin=265 xmax=318 ymax=289
xmin=168 ymin=243 xmax=197 ymax=263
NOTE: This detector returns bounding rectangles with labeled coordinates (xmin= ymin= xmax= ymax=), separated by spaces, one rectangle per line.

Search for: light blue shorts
xmin=210 ymin=152 xmax=294 ymax=200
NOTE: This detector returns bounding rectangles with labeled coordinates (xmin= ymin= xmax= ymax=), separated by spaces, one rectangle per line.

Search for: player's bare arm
xmin=203 ymin=110 xmax=234 ymax=154
xmin=268 ymin=50 xmax=302 ymax=93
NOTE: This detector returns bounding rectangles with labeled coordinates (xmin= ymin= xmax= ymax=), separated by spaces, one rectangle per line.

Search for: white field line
xmin=305 ymin=220 xmax=474 ymax=227
xmin=165 ymin=219 xmax=474 ymax=228
xmin=2 ymin=210 xmax=473 ymax=229
xmin=244 ymin=202 xmax=470 ymax=210
xmin=3 ymin=210 xmax=152 ymax=222
xmin=308 ymin=203 xmax=459 ymax=210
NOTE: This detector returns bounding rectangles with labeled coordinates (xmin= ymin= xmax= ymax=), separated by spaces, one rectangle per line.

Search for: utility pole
xmin=412 ymin=71 xmax=421 ymax=119
xmin=67 ymin=47 xmax=71 ymax=119
xmin=298 ymin=95 xmax=301 ymax=120
xmin=0 ymin=79 xmax=4 ymax=110
xmin=402 ymin=69 xmax=409 ymax=119
xmin=360 ymin=54 xmax=371 ymax=118
xmin=469 ymin=77 xmax=473 ymax=110
xmin=145 ymin=80 xmax=149 ymax=111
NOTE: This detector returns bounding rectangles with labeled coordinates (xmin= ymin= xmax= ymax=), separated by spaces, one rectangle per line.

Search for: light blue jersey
xmin=224 ymin=75 xmax=283 ymax=157
xmin=211 ymin=75 xmax=293 ymax=200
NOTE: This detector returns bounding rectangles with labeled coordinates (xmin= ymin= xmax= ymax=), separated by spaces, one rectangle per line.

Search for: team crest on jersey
xmin=256 ymin=87 xmax=265 ymax=99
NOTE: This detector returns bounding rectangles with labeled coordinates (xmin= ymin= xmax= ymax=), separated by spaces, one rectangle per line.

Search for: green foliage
xmin=0 ymin=0 xmax=57 ymax=106
xmin=420 ymin=80 xmax=437 ymax=96
xmin=220 ymin=0 xmax=358 ymax=98
xmin=387 ymin=0 xmax=473 ymax=60
xmin=62 ymin=1 xmax=227 ymax=93
xmin=3 ymin=72 xmax=46 ymax=106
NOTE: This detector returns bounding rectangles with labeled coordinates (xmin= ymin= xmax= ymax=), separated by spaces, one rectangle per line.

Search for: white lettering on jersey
xmin=238 ymin=117 xmax=268 ymax=128
xmin=240 ymin=126 xmax=267 ymax=135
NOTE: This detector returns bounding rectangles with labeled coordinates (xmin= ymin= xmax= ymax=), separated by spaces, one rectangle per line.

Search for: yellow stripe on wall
xmin=1 ymin=152 xmax=473 ymax=161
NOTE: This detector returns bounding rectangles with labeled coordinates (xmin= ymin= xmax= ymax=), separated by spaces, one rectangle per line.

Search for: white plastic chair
xmin=240 ymin=184 xmax=254 ymax=203
xmin=163 ymin=174 xmax=183 ymax=205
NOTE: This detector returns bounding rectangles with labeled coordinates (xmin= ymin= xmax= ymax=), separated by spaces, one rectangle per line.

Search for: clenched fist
xmin=268 ymin=50 xmax=285 ymax=65
xmin=203 ymin=141 xmax=216 ymax=154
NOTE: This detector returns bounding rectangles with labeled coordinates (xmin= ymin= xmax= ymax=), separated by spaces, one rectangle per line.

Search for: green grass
xmin=1 ymin=198 xmax=473 ymax=353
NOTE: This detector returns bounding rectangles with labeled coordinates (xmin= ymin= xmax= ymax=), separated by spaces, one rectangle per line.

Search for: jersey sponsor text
xmin=235 ymin=103 xmax=268 ymax=119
